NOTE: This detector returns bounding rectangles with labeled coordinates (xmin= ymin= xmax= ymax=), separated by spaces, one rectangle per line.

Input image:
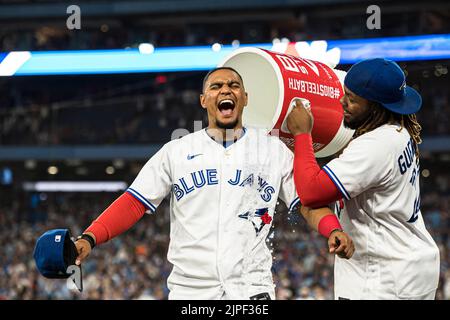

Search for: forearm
xmin=293 ymin=134 xmax=342 ymax=207
xmin=300 ymin=206 xmax=342 ymax=238
xmin=84 ymin=192 xmax=146 ymax=245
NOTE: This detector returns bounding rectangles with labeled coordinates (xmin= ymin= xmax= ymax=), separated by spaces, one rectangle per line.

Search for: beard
xmin=344 ymin=112 xmax=372 ymax=130
xmin=343 ymin=102 xmax=380 ymax=130
xmin=344 ymin=117 xmax=364 ymax=130
xmin=216 ymin=118 xmax=239 ymax=130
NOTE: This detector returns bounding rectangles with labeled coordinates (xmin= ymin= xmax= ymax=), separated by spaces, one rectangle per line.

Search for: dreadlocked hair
xmin=354 ymin=102 xmax=422 ymax=161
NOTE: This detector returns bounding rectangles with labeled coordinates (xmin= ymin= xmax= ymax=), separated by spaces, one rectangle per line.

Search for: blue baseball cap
xmin=33 ymin=228 xmax=78 ymax=279
xmin=344 ymin=58 xmax=422 ymax=115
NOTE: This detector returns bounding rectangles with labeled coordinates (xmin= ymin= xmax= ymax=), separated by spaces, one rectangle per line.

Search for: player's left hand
xmin=328 ymin=230 xmax=354 ymax=259
xmin=286 ymin=98 xmax=314 ymax=135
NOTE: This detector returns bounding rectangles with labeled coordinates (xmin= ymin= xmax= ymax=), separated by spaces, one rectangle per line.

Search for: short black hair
xmin=202 ymin=67 xmax=244 ymax=92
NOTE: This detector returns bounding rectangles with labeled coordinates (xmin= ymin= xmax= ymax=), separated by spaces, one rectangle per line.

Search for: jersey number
xmin=407 ymin=195 xmax=420 ymax=223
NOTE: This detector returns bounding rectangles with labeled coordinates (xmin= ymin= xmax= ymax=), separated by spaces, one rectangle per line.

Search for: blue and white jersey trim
xmin=288 ymin=197 xmax=301 ymax=212
xmin=126 ymin=187 xmax=157 ymax=213
xmin=323 ymin=165 xmax=351 ymax=200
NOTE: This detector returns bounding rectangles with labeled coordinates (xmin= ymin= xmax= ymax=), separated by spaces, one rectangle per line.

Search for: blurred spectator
xmin=0 ymin=167 xmax=448 ymax=300
xmin=0 ymin=1 xmax=449 ymax=300
xmin=0 ymin=5 xmax=448 ymax=52
xmin=0 ymin=64 xmax=448 ymax=145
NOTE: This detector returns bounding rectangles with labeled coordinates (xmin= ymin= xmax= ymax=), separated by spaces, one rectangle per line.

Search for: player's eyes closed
xmin=344 ymin=94 xmax=354 ymax=104
xmin=208 ymin=82 xmax=240 ymax=91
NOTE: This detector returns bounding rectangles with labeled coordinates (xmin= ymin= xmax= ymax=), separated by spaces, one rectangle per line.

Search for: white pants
xmin=168 ymin=283 xmax=275 ymax=300
xmin=335 ymin=289 xmax=436 ymax=300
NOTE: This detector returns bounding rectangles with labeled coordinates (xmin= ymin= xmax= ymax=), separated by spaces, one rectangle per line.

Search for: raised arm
xmin=287 ymin=99 xmax=343 ymax=208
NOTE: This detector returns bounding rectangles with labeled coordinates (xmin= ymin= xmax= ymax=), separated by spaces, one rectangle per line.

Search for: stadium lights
xmin=1 ymin=34 xmax=449 ymax=76
xmin=138 ymin=43 xmax=155 ymax=55
xmin=24 ymin=160 xmax=37 ymax=170
xmin=0 ymin=51 xmax=31 ymax=76
xmin=212 ymin=43 xmax=222 ymax=52
xmin=421 ymin=169 xmax=431 ymax=178
xmin=23 ymin=181 xmax=128 ymax=192
xmin=294 ymin=40 xmax=341 ymax=69
xmin=112 ymin=159 xmax=125 ymax=169
xmin=47 ymin=166 xmax=58 ymax=175
xmin=105 ymin=166 xmax=115 ymax=175
xmin=100 ymin=24 xmax=109 ymax=33
xmin=76 ymin=167 xmax=89 ymax=176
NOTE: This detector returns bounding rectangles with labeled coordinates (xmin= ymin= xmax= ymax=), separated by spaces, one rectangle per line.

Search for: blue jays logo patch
xmin=334 ymin=199 xmax=344 ymax=219
xmin=238 ymin=208 xmax=272 ymax=236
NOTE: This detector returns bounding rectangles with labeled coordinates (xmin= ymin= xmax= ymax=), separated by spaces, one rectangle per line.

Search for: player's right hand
xmin=75 ymin=239 xmax=92 ymax=265
xmin=328 ymin=230 xmax=355 ymax=259
xmin=286 ymin=98 xmax=314 ymax=135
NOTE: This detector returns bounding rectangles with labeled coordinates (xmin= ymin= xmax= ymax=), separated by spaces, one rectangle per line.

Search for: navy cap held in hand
xmin=33 ymin=228 xmax=78 ymax=279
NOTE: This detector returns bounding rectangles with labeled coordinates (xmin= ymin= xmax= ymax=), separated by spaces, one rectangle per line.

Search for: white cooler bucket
xmin=218 ymin=47 xmax=354 ymax=157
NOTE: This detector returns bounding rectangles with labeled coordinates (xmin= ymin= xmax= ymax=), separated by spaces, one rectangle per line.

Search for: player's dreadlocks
xmin=354 ymin=102 xmax=422 ymax=160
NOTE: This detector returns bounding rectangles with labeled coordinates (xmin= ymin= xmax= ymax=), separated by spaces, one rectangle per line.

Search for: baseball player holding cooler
xmin=74 ymin=67 xmax=354 ymax=300
xmin=287 ymin=58 xmax=440 ymax=300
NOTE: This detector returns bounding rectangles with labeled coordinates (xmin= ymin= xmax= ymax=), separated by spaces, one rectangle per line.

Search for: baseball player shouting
xmin=74 ymin=67 xmax=354 ymax=300
xmin=287 ymin=58 xmax=440 ymax=300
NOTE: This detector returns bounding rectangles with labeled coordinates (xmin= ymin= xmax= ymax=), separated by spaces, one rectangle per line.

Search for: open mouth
xmin=218 ymin=99 xmax=235 ymax=117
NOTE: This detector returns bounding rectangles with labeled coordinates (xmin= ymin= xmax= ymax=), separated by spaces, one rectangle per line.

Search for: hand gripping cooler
xmin=218 ymin=47 xmax=354 ymax=157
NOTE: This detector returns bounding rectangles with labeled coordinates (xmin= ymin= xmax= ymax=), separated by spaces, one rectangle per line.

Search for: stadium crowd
xmin=0 ymin=166 xmax=449 ymax=300
xmin=0 ymin=69 xmax=448 ymax=146
xmin=0 ymin=7 xmax=447 ymax=51
xmin=0 ymin=2 xmax=448 ymax=146
xmin=0 ymin=0 xmax=449 ymax=301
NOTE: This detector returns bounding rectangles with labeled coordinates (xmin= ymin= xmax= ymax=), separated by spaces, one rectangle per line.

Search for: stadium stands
xmin=0 ymin=0 xmax=448 ymax=300
xmin=0 ymin=164 xmax=449 ymax=299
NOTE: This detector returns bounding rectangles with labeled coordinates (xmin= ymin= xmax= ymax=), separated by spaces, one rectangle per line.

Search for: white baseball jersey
xmin=324 ymin=123 xmax=440 ymax=300
xmin=127 ymin=127 xmax=300 ymax=299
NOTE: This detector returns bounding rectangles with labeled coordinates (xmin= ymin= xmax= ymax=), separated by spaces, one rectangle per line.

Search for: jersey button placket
xmin=224 ymin=148 xmax=233 ymax=207
xmin=216 ymin=151 xmax=226 ymax=288
xmin=218 ymin=147 xmax=234 ymax=291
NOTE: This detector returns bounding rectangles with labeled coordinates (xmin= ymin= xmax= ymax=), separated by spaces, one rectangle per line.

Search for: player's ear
xmin=200 ymin=94 xmax=206 ymax=109
xmin=244 ymin=92 xmax=248 ymax=107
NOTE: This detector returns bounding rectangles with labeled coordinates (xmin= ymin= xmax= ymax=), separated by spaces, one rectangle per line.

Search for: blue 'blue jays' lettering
xmin=228 ymin=170 xmax=241 ymax=185
xmin=173 ymin=184 xmax=184 ymax=201
xmin=179 ymin=177 xmax=194 ymax=194
xmin=206 ymin=169 xmax=219 ymax=185
xmin=174 ymin=169 xmax=217 ymax=201
xmin=228 ymin=170 xmax=274 ymax=202
xmin=257 ymin=176 xmax=268 ymax=192
xmin=173 ymin=169 xmax=276 ymax=202
xmin=261 ymin=187 xmax=275 ymax=202
xmin=239 ymin=174 xmax=254 ymax=187
xmin=191 ymin=171 xmax=206 ymax=188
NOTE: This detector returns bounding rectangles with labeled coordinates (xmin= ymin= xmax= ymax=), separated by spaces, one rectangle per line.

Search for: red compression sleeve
xmin=85 ymin=192 xmax=146 ymax=245
xmin=293 ymin=133 xmax=342 ymax=208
